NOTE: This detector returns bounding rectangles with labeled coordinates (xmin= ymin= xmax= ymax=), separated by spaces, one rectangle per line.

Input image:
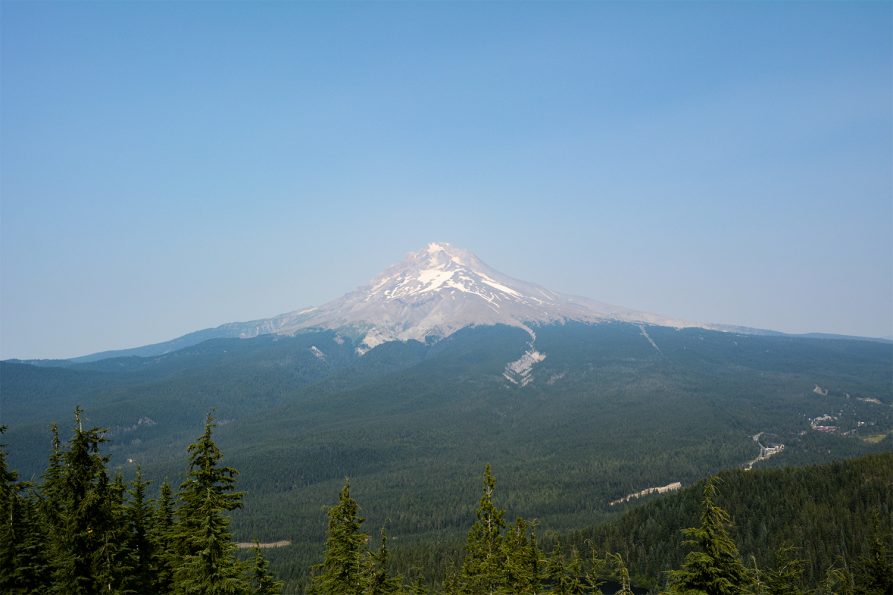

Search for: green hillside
xmin=576 ymin=452 xmax=893 ymax=591
xmin=2 ymin=322 xmax=891 ymax=588
xmin=2 ymin=415 xmax=890 ymax=593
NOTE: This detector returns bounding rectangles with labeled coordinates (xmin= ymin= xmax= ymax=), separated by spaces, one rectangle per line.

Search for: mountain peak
xmin=424 ymin=241 xmax=452 ymax=255
xmin=168 ymin=242 xmax=710 ymax=356
xmin=415 ymin=242 xmax=478 ymax=268
xmin=365 ymin=242 xmax=516 ymax=304
xmin=68 ymin=243 xmax=726 ymax=362
xmin=258 ymin=242 xmax=702 ymax=353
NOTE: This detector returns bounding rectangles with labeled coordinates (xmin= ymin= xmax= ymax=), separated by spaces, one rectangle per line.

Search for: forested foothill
xmin=1 ymin=413 xmax=890 ymax=594
xmin=3 ymin=325 xmax=890 ymax=559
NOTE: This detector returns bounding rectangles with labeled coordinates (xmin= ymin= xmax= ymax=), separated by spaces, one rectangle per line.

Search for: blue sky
xmin=1 ymin=1 xmax=891 ymax=359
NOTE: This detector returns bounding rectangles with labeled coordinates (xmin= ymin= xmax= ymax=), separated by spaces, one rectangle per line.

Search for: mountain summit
xmin=72 ymin=242 xmax=717 ymax=362
xmin=235 ymin=242 xmax=702 ymax=354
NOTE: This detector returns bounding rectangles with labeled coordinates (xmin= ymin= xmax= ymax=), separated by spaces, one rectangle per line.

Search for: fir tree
xmin=51 ymin=407 xmax=120 ymax=594
xmin=503 ymin=517 xmax=542 ymax=593
xmin=666 ymin=477 xmax=752 ymax=595
xmin=546 ymin=540 xmax=585 ymax=595
xmin=98 ymin=471 xmax=137 ymax=592
xmin=610 ymin=552 xmax=633 ymax=595
xmin=311 ymin=478 xmax=369 ymax=594
xmin=5 ymin=427 xmax=54 ymax=592
xmin=250 ymin=541 xmax=285 ymax=595
xmin=364 ymin=528 xmax=403 ymax=594
xmin=459 ymin=465 xmax=507 ymax=594
xmin=151 ymin=480 xmax=177 ymax=593
xmin=172 ymin=412 xmax=248 ymax=594
xmin=760 ymin=545 xmax=806 ymax=595
xmin=40 ymin=422 xmax=66 ymax=580
xmin=583 ymin=546 xmax=608 ymax=594
xmin=818 ymin=558 xmax=855 ymax=595
xmin=0 ymin=425 xmax=30 ymax=592
xmin=853 ymin=512 xmax=893 ymax=595
xmin=442 ymin=560 xmax=462 ymax=595
xmin=13 ymin=491 xmax=51 ymax=590
xmin=124 ymin=467 xmax=156 ymax=592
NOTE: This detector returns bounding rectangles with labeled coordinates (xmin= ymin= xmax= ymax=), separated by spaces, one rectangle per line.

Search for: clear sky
xmin=1 ymin=1 xmax=891 ymax=359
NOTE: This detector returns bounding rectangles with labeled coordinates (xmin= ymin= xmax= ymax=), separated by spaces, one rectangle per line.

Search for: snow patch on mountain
xmin=639 ymin=325 xmax=662 ymax=354
xmin=356 ymin=328 xmax=392 ymax=356
xmin=503 ymin=348 xmax=547 ymax=387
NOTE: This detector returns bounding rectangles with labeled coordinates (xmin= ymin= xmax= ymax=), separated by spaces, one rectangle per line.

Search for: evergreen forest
xmin=2 ymin=410 xmax=890 ymax=594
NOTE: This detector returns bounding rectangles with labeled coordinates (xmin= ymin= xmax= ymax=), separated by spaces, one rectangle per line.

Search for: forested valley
xmin=2 ymin=410 xmax=890 ymax=594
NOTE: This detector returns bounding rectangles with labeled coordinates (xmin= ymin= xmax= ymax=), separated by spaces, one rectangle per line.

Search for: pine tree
xmin=364 ymin=528 xmax=403 ymax=594
xmin=853 ymin=512 xmax=893 ymax=595
xmin=5 ymin=426 xmax=55 ymax=592
xmin=13 ymin=491 xmax=51 ymax=590
xmin=583 ymin=546 xmax=608 ymax=594
xmin=124 ymin=467 xmax=156 ymax=592
xmin=311 ymin=478 xmax=369 ymax=594
xmin=503 ymin=518 xmax=542 ymax=593
xmin=459 ymin=465 xmax=507 ymax=594
xmin=40 ymin=422 xmax=66 ymax=581
xmin=98 ymin=471 xmax=137 ymax=592
xmin=151 ymin=480 xmax=177 ymax=592
xmin=546 ymin=540 xmax=585 ymax=595
xmin=172 ymin=412 xmax=248 ymax=594
xmin=760 ymin=545 xmax=806 ymax=595
xmin=442 ymin=561 xmax=462 ymax=595
xmin=0 ymin=425 xmax=28 ymax=592
xmin=818 ymin=558 xmax=855 ymax=595
xmin=610 ymin=552 xmax=633 ymax=595
xmin=50 ymin=407 xmax=121 ymax=594
xmin=250 ymin=541 xmax=285 ymax=595
xmin=666 ymin=477 xmax=752 ymax=595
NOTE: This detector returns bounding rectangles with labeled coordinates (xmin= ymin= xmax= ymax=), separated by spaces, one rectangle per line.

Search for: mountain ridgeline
xmin=1 ymin=242 xmax=891 ymax=591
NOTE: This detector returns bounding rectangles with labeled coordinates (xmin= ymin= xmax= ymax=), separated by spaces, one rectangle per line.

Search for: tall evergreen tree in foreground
xmin=0 ymin=426 xmax=23 ymax=593
xmin=450 ymin=465 xmax=546 ymax=594
xmin=51 ymin=407 xmax=121 ymax=594
xmin=250 ymin=541 xmax=285 ymax=595
xmin=171 ymin=412 xmax=248 ymax=594
xmin=458 ymin=464 xmax=508 ymax=593
xmin=756 ymin=545 xmax=807 ymax=595
xmin=151 ymin=480 xmax=177 ymax=593
xmin=125 ymin=467 xmax=156 ymax=591
xmin=666 ymin=477 xmax=752 ymax=595
xmin=1 ymin=426 xmax=49 ymax=592
xmin=311 ymin=479 xmax=369 ymax=594
xmin=311 ymin=479 xmax=406 ymax=594
xmin=365 ymin=528 xmax=404 ymax=594
xmin=503 ymin=517 xmax=542 ymax=592
xmin=852 ymin=512 xmax=893 ymax=595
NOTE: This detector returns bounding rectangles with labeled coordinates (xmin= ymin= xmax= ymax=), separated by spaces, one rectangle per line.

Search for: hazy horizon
xmin=2 ymin=1 xmax=891 ymax=359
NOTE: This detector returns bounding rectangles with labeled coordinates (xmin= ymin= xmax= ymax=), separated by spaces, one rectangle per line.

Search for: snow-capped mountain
xmin=71 ymin=242 xmax=736 ymax=363
xmin=225 ymin=242 xmax=706 ymax=354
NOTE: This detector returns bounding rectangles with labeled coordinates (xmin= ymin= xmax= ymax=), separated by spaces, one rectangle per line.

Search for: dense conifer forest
xmin=4 ymin=324 xmax=891 ymax=584
xmin=2 ymin=410 xmax=890 ymax=594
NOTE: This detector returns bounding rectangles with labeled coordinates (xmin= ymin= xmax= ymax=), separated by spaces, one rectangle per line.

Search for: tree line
xmin=2 ymin=409 xmax=891 ymax=594
xmin=0 ymin=410 xmax=281 ymax=594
